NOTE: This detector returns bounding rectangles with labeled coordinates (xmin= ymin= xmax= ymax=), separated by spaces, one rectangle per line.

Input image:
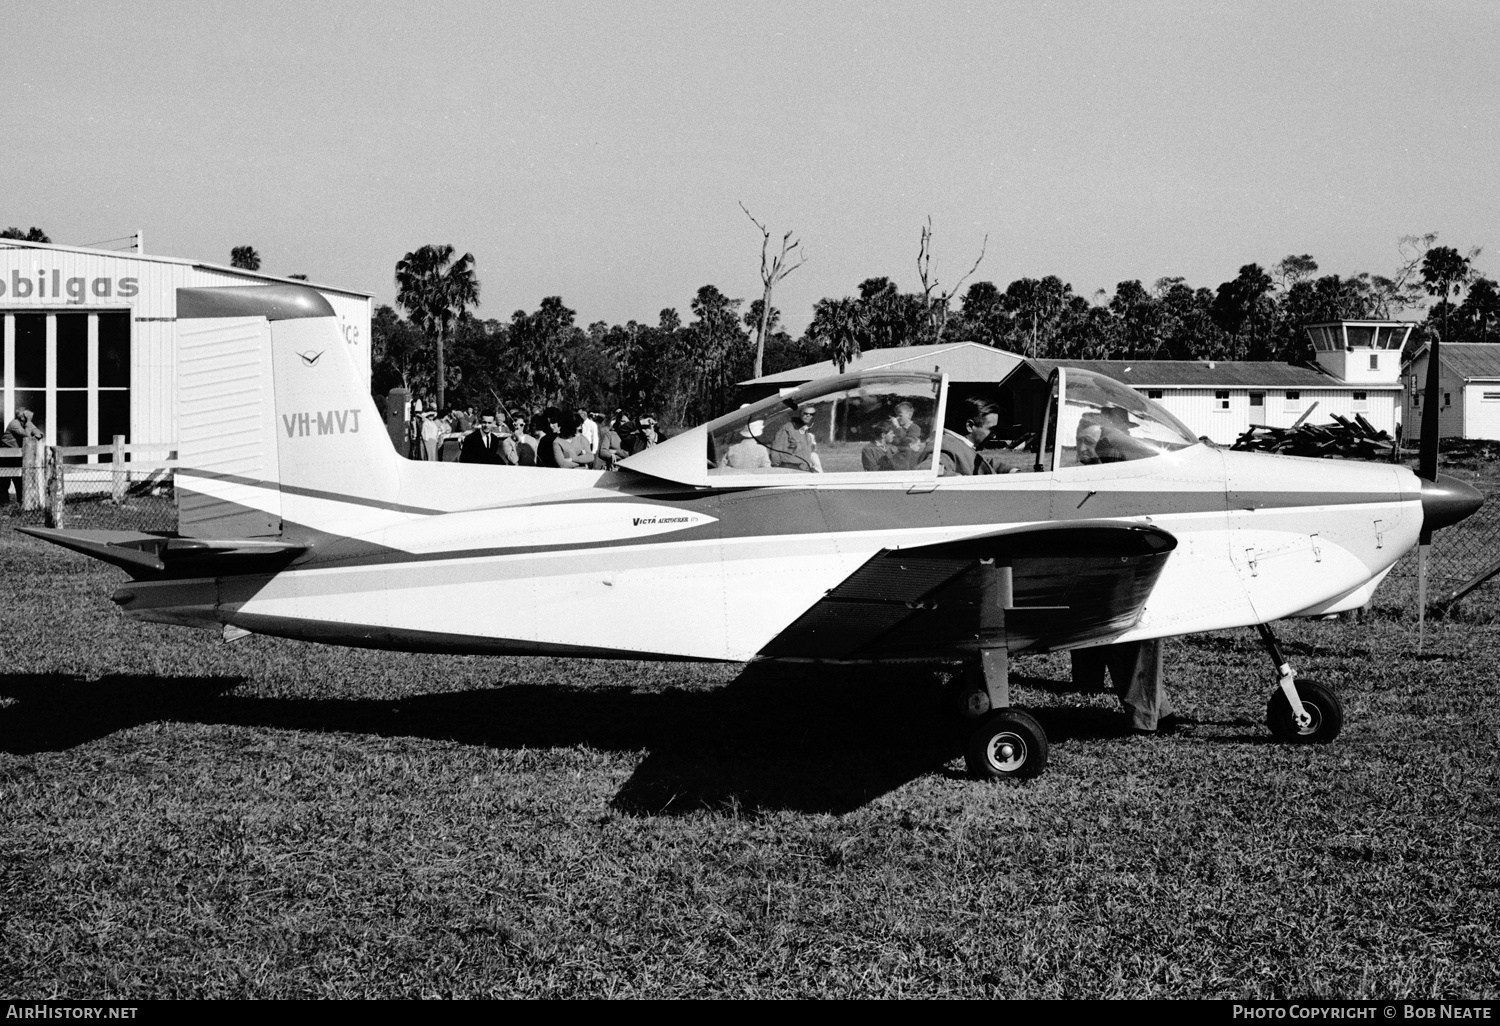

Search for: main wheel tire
xmin=1266 ymin=679 xmax=1344 ymax=744
xmin=965 ymin=709 xmax=1049 ymax=780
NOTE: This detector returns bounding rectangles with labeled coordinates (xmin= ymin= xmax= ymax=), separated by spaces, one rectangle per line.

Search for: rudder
xmin=176 ymin=284 xmax=400 ymax=539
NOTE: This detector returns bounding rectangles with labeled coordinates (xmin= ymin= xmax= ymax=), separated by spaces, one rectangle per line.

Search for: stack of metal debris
xmin=1230 ymin=403 xmax=1397 ymax=460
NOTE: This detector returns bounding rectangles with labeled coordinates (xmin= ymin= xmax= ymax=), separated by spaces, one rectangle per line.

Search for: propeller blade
xmin=1419 ymin=331 xmax=1441 ymax=481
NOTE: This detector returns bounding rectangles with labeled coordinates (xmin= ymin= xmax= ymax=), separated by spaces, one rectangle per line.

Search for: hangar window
xmin=1147 ymin=389 xmax=1163 ymax=399
xmin=1214 ymin=390 xmax=1230 ymax=410
xmin=1283 ymin=390 xmax=1302 ymax=413
xmin=2 ymin=311 xmax=132 ymax=459
xmin=1352 ymin=391 xmax=1368 ymax=411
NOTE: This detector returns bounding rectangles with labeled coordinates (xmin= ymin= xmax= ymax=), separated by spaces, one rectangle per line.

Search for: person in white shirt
xmin=577 ymin=407 xmax=600 ymax=458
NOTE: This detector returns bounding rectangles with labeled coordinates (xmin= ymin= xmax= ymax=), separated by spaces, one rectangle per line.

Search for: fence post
xmin=21 ymin=438 xmax=40 ymax=511
xmin=45 ymin=447 xmax=64 ymax=528
xmin=111 ymin=434 xmax=127 ymax=504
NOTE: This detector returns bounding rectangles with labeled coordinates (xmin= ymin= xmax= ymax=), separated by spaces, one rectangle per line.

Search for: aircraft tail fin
xmin=175 ymin=285 xmax=401 ymax=540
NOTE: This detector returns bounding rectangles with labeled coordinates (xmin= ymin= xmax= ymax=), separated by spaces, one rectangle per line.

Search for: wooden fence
xmin=0 ymin=437 xmax=176 ymax=526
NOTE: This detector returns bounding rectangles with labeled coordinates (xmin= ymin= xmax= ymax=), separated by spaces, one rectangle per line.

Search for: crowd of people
xmin=404 ymin=402 xmax=662 ymax=470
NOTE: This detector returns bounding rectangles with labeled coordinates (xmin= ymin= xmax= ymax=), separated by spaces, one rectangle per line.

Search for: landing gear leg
xmin=1255 ymin=622 xmax=1343 ymax=744
xmin=963 ymin=561 xmax=1049 ymax=780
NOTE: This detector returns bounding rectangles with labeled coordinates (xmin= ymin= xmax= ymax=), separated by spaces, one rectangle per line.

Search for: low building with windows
xmin=1031 ymin=360 xmax=1400 ymax=444
xmin=1037 ymin=320 xmax=1410 ymax=444
xmin=0 ymin=238 xmax=371 ymax=455
xmin=1402 ymin=342 xmax=1500 ymax=442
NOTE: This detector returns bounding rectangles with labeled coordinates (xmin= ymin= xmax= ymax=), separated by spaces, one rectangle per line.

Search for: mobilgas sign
xmin=1 ymin=269 xmax=138 ymax=303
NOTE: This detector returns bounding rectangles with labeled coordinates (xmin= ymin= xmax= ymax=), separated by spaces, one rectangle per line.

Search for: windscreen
xmin=1055 ymin=369 xmax=1199 ymax=469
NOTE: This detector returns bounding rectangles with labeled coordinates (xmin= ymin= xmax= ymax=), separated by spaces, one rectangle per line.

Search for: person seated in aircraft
xmin=1075 ymin=412 xmax=1105 ymax=465
xmin=890 ymin=401 xmax=924 ymax=470
xmin=1093 ymin=405 xmax=1158 ymax=463
xmin=770 ymin=405 xmax=821 ymax=472
xmin=861 ymin=419 xmax=901 ymax=472
xmin=939 ymin=398 xmax=1000 ymax=476
xmin=723 ymin=419 xmax=773 ymax=470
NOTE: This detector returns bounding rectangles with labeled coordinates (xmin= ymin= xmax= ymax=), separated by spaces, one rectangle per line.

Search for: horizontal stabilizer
xmin=18 ymin=527 xmax=305 ymax=580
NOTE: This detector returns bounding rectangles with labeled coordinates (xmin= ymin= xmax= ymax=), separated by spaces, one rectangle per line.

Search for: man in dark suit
xmin=460 ymin=415 xmax=506 ymax=464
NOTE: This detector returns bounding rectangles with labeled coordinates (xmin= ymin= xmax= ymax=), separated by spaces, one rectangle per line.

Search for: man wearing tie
xmin=460 ymin=414 xmax=506 ymax=465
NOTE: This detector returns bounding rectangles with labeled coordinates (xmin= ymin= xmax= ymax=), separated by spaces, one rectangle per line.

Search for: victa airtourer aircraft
xmin=22 ymin=285 xmax=1485 ymax=779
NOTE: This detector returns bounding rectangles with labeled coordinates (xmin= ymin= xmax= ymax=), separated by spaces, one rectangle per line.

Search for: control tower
xmin=1304 ymin=320 xmax=1412 ymax=385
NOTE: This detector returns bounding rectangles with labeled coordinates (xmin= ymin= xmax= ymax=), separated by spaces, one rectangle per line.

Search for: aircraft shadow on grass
xmin=0 ymin=665 xmax=1185 ymax=815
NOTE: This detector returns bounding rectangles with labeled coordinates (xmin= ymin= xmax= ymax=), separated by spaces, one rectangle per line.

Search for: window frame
xmin=2 ymin=309 xmax=132 ymax=459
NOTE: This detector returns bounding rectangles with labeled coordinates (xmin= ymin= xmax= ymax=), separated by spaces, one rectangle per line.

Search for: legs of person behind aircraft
xmin=1071 ymin=639 xmax=1174 ymax=733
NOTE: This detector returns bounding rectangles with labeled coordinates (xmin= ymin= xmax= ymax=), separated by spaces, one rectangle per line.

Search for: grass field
xmin=2 ymin=510 xmax=1499 ymax=999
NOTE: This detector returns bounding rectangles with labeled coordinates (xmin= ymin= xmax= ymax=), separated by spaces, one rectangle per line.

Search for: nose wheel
xmin=1267 ymin=678 xmax=1343 ymax=743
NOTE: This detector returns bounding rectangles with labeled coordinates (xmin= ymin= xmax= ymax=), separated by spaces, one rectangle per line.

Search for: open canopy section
xmin=619 ymin=370 xmax=945 ymax=487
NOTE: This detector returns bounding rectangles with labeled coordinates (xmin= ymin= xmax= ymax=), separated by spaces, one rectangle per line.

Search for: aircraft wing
xmin=758 ymin=520 xmax=1177 ymax=660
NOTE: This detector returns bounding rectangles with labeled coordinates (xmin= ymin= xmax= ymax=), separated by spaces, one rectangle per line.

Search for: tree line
xmin=374 ymin=232 xmax=1497 ymax=427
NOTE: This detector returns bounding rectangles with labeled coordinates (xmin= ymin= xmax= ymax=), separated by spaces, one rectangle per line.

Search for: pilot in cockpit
xmin=1077 ymin=405 xmax=1154 ymax=465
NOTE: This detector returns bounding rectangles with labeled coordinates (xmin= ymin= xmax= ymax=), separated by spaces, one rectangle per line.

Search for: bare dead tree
xmin=916 ymin=216 xmax=987 ymax=339
xmin=740 ymin=202 xmax=807 ymax=379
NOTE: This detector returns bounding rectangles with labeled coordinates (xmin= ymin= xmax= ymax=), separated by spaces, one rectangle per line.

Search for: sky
xmin=6 ymin=0 xmax=1499 ymax=332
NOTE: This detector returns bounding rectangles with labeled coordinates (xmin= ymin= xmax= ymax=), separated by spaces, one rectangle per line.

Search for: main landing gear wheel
xmin=1266 ymin=680 xmax=1344 ymax=744
xmin=965 ymin=709 xmax=1049 ymax=780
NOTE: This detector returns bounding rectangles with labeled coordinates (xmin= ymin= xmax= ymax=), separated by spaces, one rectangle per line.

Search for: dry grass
xmin=1 ymin=522 xmax=1498 ymax=999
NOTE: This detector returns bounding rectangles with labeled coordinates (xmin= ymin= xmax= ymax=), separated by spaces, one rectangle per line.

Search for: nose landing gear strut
xmin=1256 ymin=623 xmax=1343 ymax=744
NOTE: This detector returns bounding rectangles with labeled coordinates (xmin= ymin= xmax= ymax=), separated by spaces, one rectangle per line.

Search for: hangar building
xmin=1402 ymin=342 xmax=1500 ymax=442
xmin=0 ymin=238 xmax=372 ymax=454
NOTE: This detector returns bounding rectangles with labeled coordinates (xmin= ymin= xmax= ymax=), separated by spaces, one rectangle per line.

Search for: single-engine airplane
xmin=20 ymin=285 xmax=1485 ymax=779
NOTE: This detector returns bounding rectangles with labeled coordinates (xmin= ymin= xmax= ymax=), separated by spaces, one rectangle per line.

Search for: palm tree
xmin=230 ymin=246 xmax=261 ymax=271
xmin=809 ymin=295 xmax=865 ymax=372
xmin=395 ymin=245 xmax=479 ymax=410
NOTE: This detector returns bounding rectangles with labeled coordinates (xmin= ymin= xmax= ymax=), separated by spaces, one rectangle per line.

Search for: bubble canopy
xmin=1042 ymin=367 xmax=1199 ymax=471
xmin=617 ymin=366 xmax=1201 ymax=486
